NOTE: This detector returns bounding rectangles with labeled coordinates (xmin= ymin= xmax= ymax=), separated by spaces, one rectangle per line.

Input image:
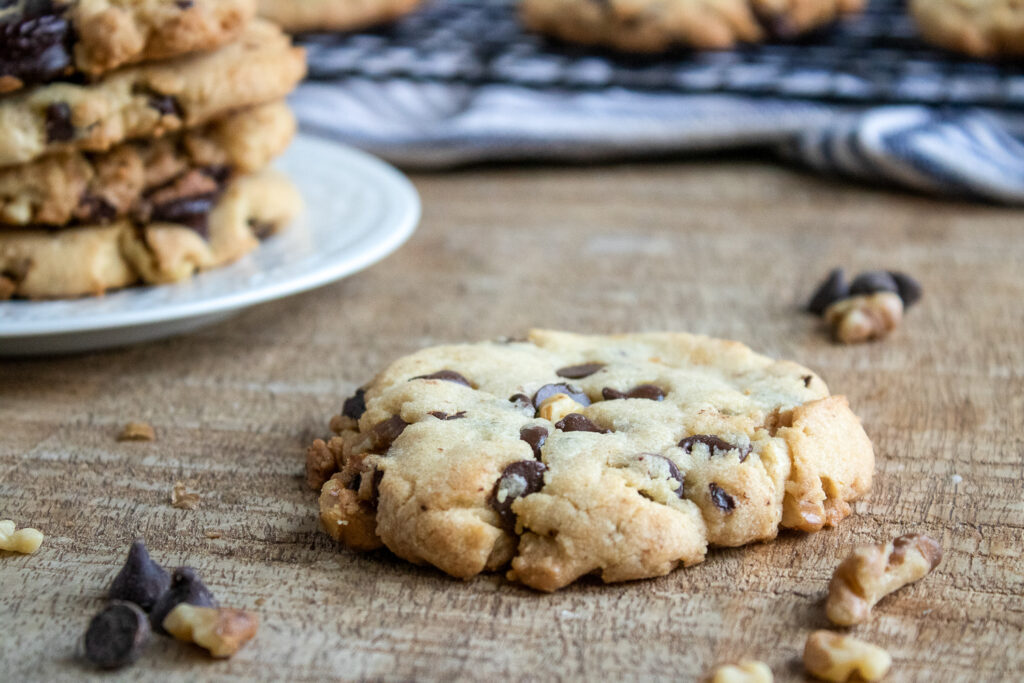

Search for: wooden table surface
xmin=2 ymin=160 xmax=1022 ymax=682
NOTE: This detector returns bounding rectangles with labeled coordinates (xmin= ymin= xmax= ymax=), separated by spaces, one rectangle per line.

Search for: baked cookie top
xmin=0 ymin=0 xmax=256 ymax=94
xmin=911 ymin=0 xmax=1024 ymax=58
xmin=0 ymin=18 xmax=305 ymax=168
xmin=257 ymin=0 xmax=420 ymax=33
xmin=308 ymin=330 xmax=874 ymax=592
xmin=520 ymin=0 xmax=865 ymax=52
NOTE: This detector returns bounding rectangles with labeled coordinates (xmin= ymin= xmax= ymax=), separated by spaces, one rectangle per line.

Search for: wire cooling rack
xmin=300 ymin=0 xmax=1024 ymax=108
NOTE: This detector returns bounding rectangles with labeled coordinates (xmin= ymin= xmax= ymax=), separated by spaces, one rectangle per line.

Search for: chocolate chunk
xmin=369 ymin=467 xmax=384 ymax=508
xmin=708 ymin=483 xmax=736 ymax=513
xmin=532 ymin=383 xmax=590 ymax=409
xmin=77 ymin=194 xmax=118 ymax=223
xmin=679 ymin=435 xmax=751 ymax=463
xmin=849 ymin=270 xmax=899 ymax=297
xmin=175 ymin=0 xmax=194 ymax=9
xmin=148 ymin=192 xmax=217 ymax=236
xmin=44 ymin=101 xmax=74 ymax=142
xmin=411 ymin=370 xmax=472 ymax=388
xmin=556 ymin=363 xmax=605 ymax=379
xmin=807 ymin=268 xmax=848 ymax=315
xmin=371 ymin=415 xmax=408 ymax=452
xmin=147 ymin=94 xmax=183 ymax=118
xmin=0 ymin=7 xmax=74 ymax=88
xmin=555 ymin=413 xmax=608 ymax=434
xmin=488 ymin=460 xmax=547 ymax=533
xmin=509 ymin=393 xmax=534 ymax=414
xmin=519 ymin=425 xmax=548 ymax=459
xmin=247 ymin=219 xmax=276 ymax=240
xmin=602 ymin=384 xmax=665 ymax=401
xmin=341 ymin=388 xmax=367 ymax=420
xmin=83 ymin=602 xmax=151 ymax=670
xmin=428 ymin=410 xmax=466 ymax=420
xmin=108 ymin=539 xmax=170 ymax=612
xmin=802 ymin=375 xmax=813 ymax=388
xmin=149 ymin=567 xmax=216 ymax=635
xmin=634 ymin=453 xmax=685 ymax=498
xmin=888 ymin=271 xmax=922 ymax=308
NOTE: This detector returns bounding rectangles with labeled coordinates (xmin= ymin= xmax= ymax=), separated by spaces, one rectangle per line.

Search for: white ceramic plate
xmin=0 ymin=135 xmax=420 ymax=356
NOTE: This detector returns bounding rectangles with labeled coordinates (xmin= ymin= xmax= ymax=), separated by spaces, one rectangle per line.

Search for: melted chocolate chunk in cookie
xmin=532 ymin=383 xmax=589 ymax=409
xmin=488 ymin=460 xmax=547 ymax=533
xmin=342 ymin=388 xmax=367 ymax=420
xmin=519 ymin=425 xmax=548 ymax=459
xmin=709 ymin=483 xmax=736 ymax=513
xmin=0 ymin=2 xmax=74 ymax=89
xmin=44 ymin=101 xmax=74 ymax=142
xmin=149 ymin=192 xmax=218 ymax=236
xmin=555 ymin=362 xmax=605 ymax=379
xmin=602 ymin=384 xmax=665 ymax=401
xmin=555 ymin=413 xmax=609 ymax=434
xmin=371 ymin=415 xmax=409 ymax=453
xmin=411 ymin=370 xmax=473 ymax=387
xmin=428 ymin=411 xmax=466 ymax=420
xmin=634 ymin=453 xmax=685 ymax=498
xmin=679 ymin=435 xmax=751 ymax=462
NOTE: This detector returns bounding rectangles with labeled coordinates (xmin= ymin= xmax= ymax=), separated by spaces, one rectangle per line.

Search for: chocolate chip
xmin=0 ymin=8 xmax=74 ymax=89
xmin=555 ymin=363 xmax=605 ymax=379
xmin=147 ymin=94 xmax=183 ymax=118
xmin=108 ymin=539 xmax=170 ymax=612
xmin=532 ymin=383 xmax=590 ymax=409
xmin=889 ymin=271 xmax=922 ymax=308
xmin=488 ymin=460 xmax=547 ymax=533
xmin=149 ymin=192 xmax=218 ymax=236
xmin=802 ymin=375 xmax=813 ymax=388
xmin=519 ymin=425 xmax=548 ymax=459
xmin=369 ymin=466 xmax=384 ymax=508
xmin=411 ymin=370 xmax=472 ymax=388
xmin=509 ymin=393 xmax=534 ymax=414
xmin=555 ymin=413 xmax=608 ymax=434
xmin=634 ymin=453 xmax=685 ymax=498
xmin=247 ymin=219 xmax=276 ymax=240
xmin=371 ymin=415 xmax=408 ymax=452
xmin=708 ymin=483 xmax=736 ymax=513
xmin=849 ymin=270 xmax=899 ymax=297
xmin=602 ymin=384 xmax=665 ymax=401
xmin=428 ymin=410 xmax=466 ymax=420
xmin=807 ymin=268 xmax=848 ymax=315
xmin=44 ymin=101 xmax=73 ymax=142
xmin=83 ymin=601 xmax=151 ymax=670
xmin=342 ymin=388 xmax=367 ymax=420
xmin=149 ymin=567 xmax=216 ymax=635
xmin=679 ymin=435 xmax=751 ymax=463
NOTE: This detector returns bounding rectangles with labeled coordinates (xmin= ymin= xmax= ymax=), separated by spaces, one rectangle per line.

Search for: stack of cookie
xmin=0 ymin=0 xmax=307 ymax=299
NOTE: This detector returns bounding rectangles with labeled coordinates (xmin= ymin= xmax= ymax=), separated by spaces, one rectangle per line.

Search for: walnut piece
xmin=803 ymin=631 xmax=891 ymax=682
xmin=118 ymin=421 xmax=155 ymax=441
xmin=827 ymin=533 xmax=942 ymax=626
xmin=171 ymin=482 xmax=200 ymax=510
xmin=712 ymin=660 xmax=773 ymax=682
xmin=824 ymin=292 xmax=903 ymax=344
xmin=0 ymin=520 xmax=44 ymax=554
xmin=537 ymin=393 xmax=586 ymax=423
xmin=163 ymin=604 xmax=259 ymax=658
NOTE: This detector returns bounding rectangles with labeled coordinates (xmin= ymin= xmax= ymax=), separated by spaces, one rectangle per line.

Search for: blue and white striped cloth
xmin=290 ymin=79 xmax=1024 ymax=203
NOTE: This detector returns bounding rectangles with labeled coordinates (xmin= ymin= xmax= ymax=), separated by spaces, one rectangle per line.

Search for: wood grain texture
xmin=1 ymin=161 xmax=1023 ymax=681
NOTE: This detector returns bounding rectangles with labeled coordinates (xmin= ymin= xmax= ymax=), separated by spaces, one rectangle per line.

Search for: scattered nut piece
xmin=118 ymin=421 xmax=156 ymax=442
xmin=163 ymin=604 xmax=259 ymax=658
xmin=171 ymin=482 xmax=201 ymax=510
xmin=712 ymin=660 xmax=774 ymax=683
xmin=0 ymin=519 xmax=44 ymax=554
xmin=83 ymin=601 xmax=151 ymax=669
xmin=826 ymin=533 xmax=942 ymax=626
xmin=803 ymin=631 xmax=891 ymax=682
xmin=824 ymin=292 xmax=903 ymax=344
xmin=537 ymin=393 xmax=586 ymax=422
xmin=204 ymin=530 xmax=223 ymax=539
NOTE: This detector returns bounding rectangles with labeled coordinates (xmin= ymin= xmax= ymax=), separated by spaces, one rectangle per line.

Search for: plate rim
xmin=0 ymin=136 xmax=421 ymax=338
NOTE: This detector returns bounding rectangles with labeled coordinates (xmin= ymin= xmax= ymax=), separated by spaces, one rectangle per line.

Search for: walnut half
xmin=826 ymin=533 xmax=942 ymax=626
xmin=804 ymin=631 xmax=891 ymax=682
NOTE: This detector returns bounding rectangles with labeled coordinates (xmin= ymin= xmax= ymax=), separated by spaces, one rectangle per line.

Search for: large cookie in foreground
xmin=257 ymin=0 xmax=421 ymax=33
xmin=307 ymin=330 xmax=874 ymax=592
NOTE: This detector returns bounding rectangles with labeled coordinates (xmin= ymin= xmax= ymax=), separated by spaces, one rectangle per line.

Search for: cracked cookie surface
xmin=308 ymin=330 xmax=874 ymax=592
xmin=0 ymin=18 xmax=305 ymax=168
xmin=520 ymin=0 xmax=865 ymax=52
xmin=0 ymin=168 xmax=301 ymax=299
xmin=0 ymin=0 xmax=256 ymax=93
xmin=257 ymin=0 xmax=421 ymax=33
xmin=910 ymin=0 xmax=1024 ymax=57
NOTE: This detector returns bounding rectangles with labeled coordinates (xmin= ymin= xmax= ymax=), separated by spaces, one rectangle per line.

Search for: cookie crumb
xmin=119 ymin=422 xmax=156 ymax=442
xmin=0 ymin=520 xmax=44 ymax=554
xmin=803 ymin=631 xmax=891 ymax=682
xmin=171 ymin=482 xmax=201 ymax=510
xmin=826 ymin=533 xmax=942 ymax=626
xmin=163 ymin=604 xmax=259 ymax=658
xmin=712 ymin=660 xmax=773 ymax=683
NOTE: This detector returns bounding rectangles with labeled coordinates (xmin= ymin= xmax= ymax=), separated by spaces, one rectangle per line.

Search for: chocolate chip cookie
xmin=0 ymin=101 xmax=294 ymax=227
xmin=0 ymin=168 xmax=301 ymax=298
xmin=0 ymin=0 xmax=257 ymax=94
xmin=520 ymin=0 xmax=865 ymax=52
xmin=910 ymin=0 xmax=1024 ymax=57
xmin=257 ymin=0 xmax=420 ymax=33
xmin=307 ymin=330 xmax=875 ymax=592
xmin=0 ymin=18 xmax=306 ymax=168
